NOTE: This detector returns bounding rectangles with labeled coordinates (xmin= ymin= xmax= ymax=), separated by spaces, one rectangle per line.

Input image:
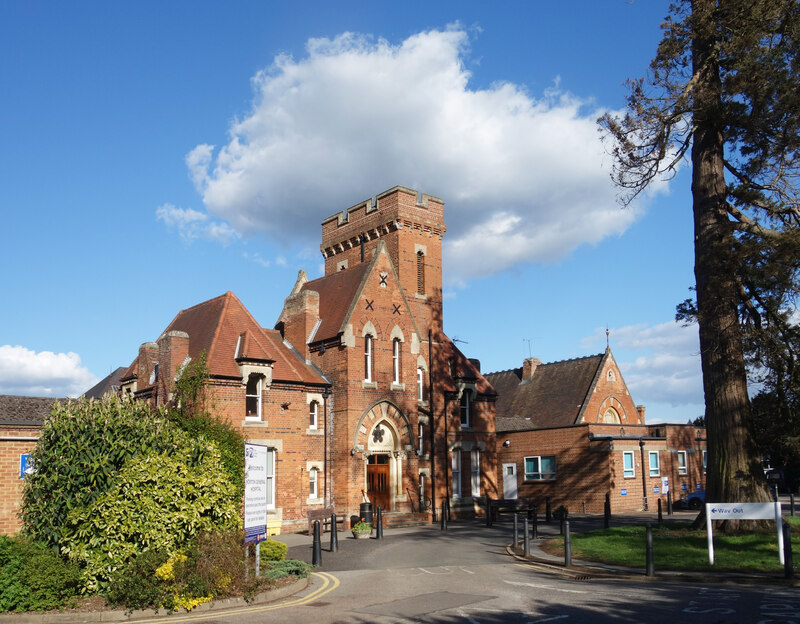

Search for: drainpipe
xmin=639 ymin=438 xmax=648 ymax=511
xmin=428 ymin=329 xmax=437 ymax=521
xmin=323 ymin=387 xmax=331 ymax=508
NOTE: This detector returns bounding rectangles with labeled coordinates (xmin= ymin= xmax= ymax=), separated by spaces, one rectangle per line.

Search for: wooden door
xmin=367 ymin=463 xmax=391 ymax=511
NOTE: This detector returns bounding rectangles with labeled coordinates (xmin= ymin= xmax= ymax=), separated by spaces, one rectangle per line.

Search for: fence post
xmin=784 ymin=522 xmax=794 ymax=579
xmin=523 ymin=517 xmax=531 ymax=556
xmin=513 ymin=513 xmax=519 ymax=549
xmin=330 ymin=513 xmax=338 ymax=552
xmin=645 ymin=523 xmax=655 ymax=577
xmin=312 ymin=520 xmax=322 ymax=566
xmin=564 ymin=520 xmax=572 ymax=566
xmin=604 ymin=492 xmax=611 ymax=529
xmin=546 ymin=497 xmax=552 ymax=523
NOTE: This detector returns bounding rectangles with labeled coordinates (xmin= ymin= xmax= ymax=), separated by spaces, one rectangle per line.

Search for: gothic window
xmin=364 ymin=335 xmax=373 ymax=382
xmin=417 ymin=251 xmax=425 ymax=294
xmin=417 ymin=367 xmax=425 ymax=401
xmin=392 ymin=338 xmax=401 ymax=384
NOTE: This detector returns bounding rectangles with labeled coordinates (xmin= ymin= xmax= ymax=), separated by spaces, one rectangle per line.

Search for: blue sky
xmin=0 ymin=1 xmax=704 ymax=423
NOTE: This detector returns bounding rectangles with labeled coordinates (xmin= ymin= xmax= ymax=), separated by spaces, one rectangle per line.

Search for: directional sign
xmin=705 ymin=502 xmax=783 ymax=565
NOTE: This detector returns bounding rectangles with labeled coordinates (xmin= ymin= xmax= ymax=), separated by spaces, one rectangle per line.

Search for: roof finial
xmin=605 ymin=326 xmax=610 ymax=349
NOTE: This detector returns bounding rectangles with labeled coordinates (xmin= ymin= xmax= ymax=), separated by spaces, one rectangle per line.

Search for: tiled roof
xmin=83 ymin=367 xmax=127 ymax=399
xmin=125 ymin=292 xmax=327 ymax=387
xmin=437 ymin=335 xmax=496 ymax=396
xmin=485 ymin=353 xmax=605 ymax=428
xmin=496 ymin=416 xmax=537 ymax=432
xmin=0 ymin=395 xmax=63 ymax=426
xmin=300 ymin=263 xmax=371 ymax=343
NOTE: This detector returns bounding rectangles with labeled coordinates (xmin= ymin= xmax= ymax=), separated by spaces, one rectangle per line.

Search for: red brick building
xmin=118 ymin=186 xmax=499 ymax=531
xmin=487 ymin=352 xmax=706 ymax=513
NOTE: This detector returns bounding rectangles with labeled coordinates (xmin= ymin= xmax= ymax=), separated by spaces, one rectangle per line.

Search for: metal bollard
xmin=645 ymin=523 xmax=655 ymax=577
xmin=532 ymin=505 xmax=538 ymax=539
xmin=564 ymin=520 xmax=572 ymax=566
xmin=330 ymin=513 xmax=338 ymax=552
xmin=245 ymin=545 xmax=250 ymax=581
xmin=546 ymin=497 xmax=552 ymax=523
xmin=523 ymin=517 xmax=531 ymax=556
xmin=513 ymin=512 xmax=519 ymax=548
xmin=667 ymin=491 xmax=673 ymax=516
xmin=486 ymin=497 xmax=493 ymax=526
xmin=441 ymin=501 xmax=448 ymax=530
xmin=447 ymin=499 xmax=451 ymax=523
xmin=792 ymin=494 xmax=796 ymax=517
xmin=312 ymin=520 xmax=322 ymax=566
xmin=657 ymin=498 xmax=663 ymax=523
xmin=604 ymin=492 xmax=611 ymax=529
xmin=376 ymin=506 xmax=384 ymax=539
xmin=255 ymin=541 xmax=261 ymax=577
xmin=784 ymin=522 xmax=794 ymax=579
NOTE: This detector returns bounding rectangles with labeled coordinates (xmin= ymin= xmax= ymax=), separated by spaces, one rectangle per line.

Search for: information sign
xmin=19 ymin=454 xmax=32 ymax=479
xmin=661 ymin=477 xmax=669 ymax=494
xmin=620 ymin=488 xmax=627 ymax=496
xmin=244 ymin=443 xmax=268 ymax=546
xmin=705 ymin=502 xmax=783 ymax=564
xmin=653 ymin=485 xmax=660 ymax=494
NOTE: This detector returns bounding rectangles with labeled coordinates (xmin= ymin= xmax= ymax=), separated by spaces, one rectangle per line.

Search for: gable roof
xmin=300 ymin=262 xmax=371 ymax=344
xmin=485 ymin=353 xmax=605 ymax=428
xmin=124 ymin=292 xmax=326 ymax=387
xmin=0 ymin=395 xmax=63 ymax=427
xmin=83 ymin=367 xmax=127 ymax=399
xmin=438 ymin=336 xmax=496 ymax=396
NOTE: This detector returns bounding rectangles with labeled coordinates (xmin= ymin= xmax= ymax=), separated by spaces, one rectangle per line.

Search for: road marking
xmin=130 ymin=572 xmax=340 ymax=623
xmin=528 ymin=616 xmax=569 ymax=623
xmin=504 ymin=580 xmax=589 ymax=595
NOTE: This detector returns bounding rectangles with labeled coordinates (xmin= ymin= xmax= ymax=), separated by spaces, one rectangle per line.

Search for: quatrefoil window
xmin=372 ymin=426 xmax=385 ymax=443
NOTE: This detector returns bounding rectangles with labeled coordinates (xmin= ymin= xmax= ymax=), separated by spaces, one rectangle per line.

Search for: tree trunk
xmin=690 ymin=0 xmax=771 ymax=533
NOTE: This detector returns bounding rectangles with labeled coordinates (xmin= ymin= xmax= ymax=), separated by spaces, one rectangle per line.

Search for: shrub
xmin=0 ymin=536 xmax=80 ymax=613
xmin=259 ymin=559 xmax=313 ymax=580
xmin=21 ymin=395 xmax=180 ymax=549
xmin=61 ymin=441 xmax=241 ymax=593
xmin=260 ymin=540 xmax=288 ymax=562
xmin=106 ymin=549 xmax=169 ymax=611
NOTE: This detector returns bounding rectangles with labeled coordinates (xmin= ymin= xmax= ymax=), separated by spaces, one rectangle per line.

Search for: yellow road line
xmin=131 ymin=572 xmax=340 ymax=623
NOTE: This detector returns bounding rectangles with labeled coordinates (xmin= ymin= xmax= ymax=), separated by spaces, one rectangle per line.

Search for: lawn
xmin=540 ymin=516 xmax=800 ymax=573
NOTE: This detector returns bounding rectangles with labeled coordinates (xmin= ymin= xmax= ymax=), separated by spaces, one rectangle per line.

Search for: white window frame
xmin=392 ymin=338 xmax=401 ymax=384
xmin=364 ymin=335 xmax=373 ymax=382
xmin=524 ymin=455 xmax=557 ymax=481
xmin=471 ymin=449 xmax=481 ymax=497
xmin=677 ymin=450 xmax=687 ymax=475
xmin=649 ymin=451 xmax=660 ymax=477
xmin=309 ymin=401 xmax=319 ymax=430
xmin=452 ymin=451 xmax=461 ymax=498
xmin=623 ymin=451 xmax=635 ymax=478
xmin=309 ymin=467 xmax=318 ymax=499
xmin=245 ymin=375 xmax=262 ymax=421
xmin=460 ymin=391 xmax=471 ymax=428
xmin=418 ymin=423 xmax=424 ymax=455
xmin=266 ymin=448 xmax=276 ymax=510
xmin=417 ymin=368 xmax=424 ymax=401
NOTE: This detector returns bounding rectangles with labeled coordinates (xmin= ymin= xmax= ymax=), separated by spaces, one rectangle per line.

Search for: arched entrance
xmin=366 ymin=419 xmax=398 ymax=511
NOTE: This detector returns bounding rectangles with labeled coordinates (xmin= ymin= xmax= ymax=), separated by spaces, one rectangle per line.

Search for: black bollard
xmin=523 ymin=517 xmax=531 ymax=556
xmin=657 ymin=498 xmax=663 ymax=523
xmin=447 ymin=499 xmax=451 ymax=523
xmin=792 ymin=493 xmax=796 ymax=517
xmin=784 ymin=522 xmax=794 ymax=579
xmin=513 ymin=513 xmax=519 ymax=548
xmin=376 ymin=506 xmax=384 ymax=539
xmin=330 ymin=513 xmax=339 ymax=552
xmin=532 ymin=505 xmax=538 ymax=539
xmin=441 ymin=501 xmax=448 ymax=530
xmin=645 ymin=523 xmax=655 ymax=577
xmin=312 ymin=520 xmax=322 ymax=566
xmin=604 ymin=492 xmax=611 ymax=529
xmin=546 ymin=497 xmax=552 ymax=523
xmin=564 ymin=520 xmax=572 ymax=566
xmin=486 ymin=497 xmax=493 ymax=526
xmin=667 ymin=491 xmax=673 ymax=516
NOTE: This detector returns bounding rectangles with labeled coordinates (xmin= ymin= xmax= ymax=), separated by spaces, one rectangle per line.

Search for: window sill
xmin=390 ymin=383 xmax=405 ymax=391
xmin=243 ymin=420 xmax=269 ymax=428
xmin=306 ymin=497 xmax=324 ymax=505
xmin=415 ymin=293 xmax=427 ymax=300
xmin=362 ymin=381 xmax=378 ymax=389
xmin=306 ymin=428 xmax=323 ymax=436
xmin=523 ymin=478 xmax=557 ymax=483
xmin=623 ymin=475 xmax=636 ymax=479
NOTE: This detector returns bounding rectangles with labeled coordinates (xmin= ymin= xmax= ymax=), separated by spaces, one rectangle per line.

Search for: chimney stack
xmin=157 ymin=331 xmax=190 ymax=406
xmin=522 ymin=357 xmax=541 ymax=382
xmin=636 ymin=405 xmax=646 ymax=423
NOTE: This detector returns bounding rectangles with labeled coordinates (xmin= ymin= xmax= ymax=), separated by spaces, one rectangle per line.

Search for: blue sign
xmin=653 ymin=486 xmax=660 ymax=494
xmin=19 ymin=454 xmax=32 ymax=479
xmin=696 ymin=483 xmax=702 ymax=490
xmin=620 ymin=488 xmax=628 ymax=496
xmin=681 ymin=483 xmax=688 ymax=491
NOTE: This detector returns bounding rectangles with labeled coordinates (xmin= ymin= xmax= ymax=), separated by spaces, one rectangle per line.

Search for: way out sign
xmin=705 ymin=502 xmax=784 ymax=564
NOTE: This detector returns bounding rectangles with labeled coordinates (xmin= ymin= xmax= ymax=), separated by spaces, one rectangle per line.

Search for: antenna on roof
xmin=452 ymin=336 xmax=468 ymax=345
xmin=523 ymin=338 xmax=532 ymax=358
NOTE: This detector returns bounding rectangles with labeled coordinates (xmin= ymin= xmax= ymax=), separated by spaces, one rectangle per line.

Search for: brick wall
xmin=0 ymin=428 xmax=39 ymax=535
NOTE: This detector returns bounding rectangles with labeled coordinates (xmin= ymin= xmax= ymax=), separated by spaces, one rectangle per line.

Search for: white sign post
xmin=244 ymin=443 xmax=268 ymax=546
xmin=705 ymin=502 xmax=783 ymax=564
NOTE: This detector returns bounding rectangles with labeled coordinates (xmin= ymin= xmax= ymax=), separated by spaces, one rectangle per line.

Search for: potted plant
xmin=351 ymin=520 xmax=372 ymax=539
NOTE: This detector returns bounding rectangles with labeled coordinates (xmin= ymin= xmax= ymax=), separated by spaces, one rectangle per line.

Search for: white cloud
xmin=0 ymin=345 xmax=98 ymax=398
xmin=155 ymin=203 xmax=239 ymax=245
xmin=582 ymin=321 xmax=703 ymax=417
xmin=186 ymin=26 xmax=648 ymax=283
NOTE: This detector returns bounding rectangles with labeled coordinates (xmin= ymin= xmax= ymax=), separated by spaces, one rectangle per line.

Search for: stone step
xmin=380 ymin=512 xmax=431 ymax=528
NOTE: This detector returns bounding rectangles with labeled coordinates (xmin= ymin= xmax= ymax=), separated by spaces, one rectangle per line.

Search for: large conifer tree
xmin=600 ymin=0 xmax=800 ymax=530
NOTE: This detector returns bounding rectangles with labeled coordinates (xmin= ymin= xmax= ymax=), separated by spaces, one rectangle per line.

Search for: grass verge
xmin=539 ymin=516 xmax=800 ymax=573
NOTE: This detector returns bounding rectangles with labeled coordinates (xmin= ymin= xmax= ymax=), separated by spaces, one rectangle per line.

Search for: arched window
xmin=603 ymin=408 xmax=620 ymax=424
xmin=309 ymin=467 xmax=319 ymax=499
xmin=417 ymin=251 xmax=425 ymax=294
xmin=417 ymin=367 xmax=425 ymax=401
xmin=245 ymin=374 xmax=262 ymax=420
xmin=392 ymin=338 xmax=401 ymax=384
xmin=309 ymin=401 xmax=319 ymax=429
xmin=364 ymin=335 xmax=373 ymax=382
xmin=460 ymin=390 xmax=471 ymax=428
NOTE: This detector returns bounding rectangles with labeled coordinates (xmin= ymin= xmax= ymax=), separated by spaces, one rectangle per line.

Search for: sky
xmin=0 ymin=1 xmax=706 ymax=424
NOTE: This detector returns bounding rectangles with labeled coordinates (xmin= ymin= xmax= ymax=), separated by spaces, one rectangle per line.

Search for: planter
xmin=352 ymin=530 xmax=371 ymax=539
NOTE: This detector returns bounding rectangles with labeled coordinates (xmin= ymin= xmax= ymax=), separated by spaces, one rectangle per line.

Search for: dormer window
xmin=245 ymin=374 xmax=262 ymax=420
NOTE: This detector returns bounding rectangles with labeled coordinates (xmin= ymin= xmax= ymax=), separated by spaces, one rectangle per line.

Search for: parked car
xmin=676 ymin=490 xmax=705 ymax=510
